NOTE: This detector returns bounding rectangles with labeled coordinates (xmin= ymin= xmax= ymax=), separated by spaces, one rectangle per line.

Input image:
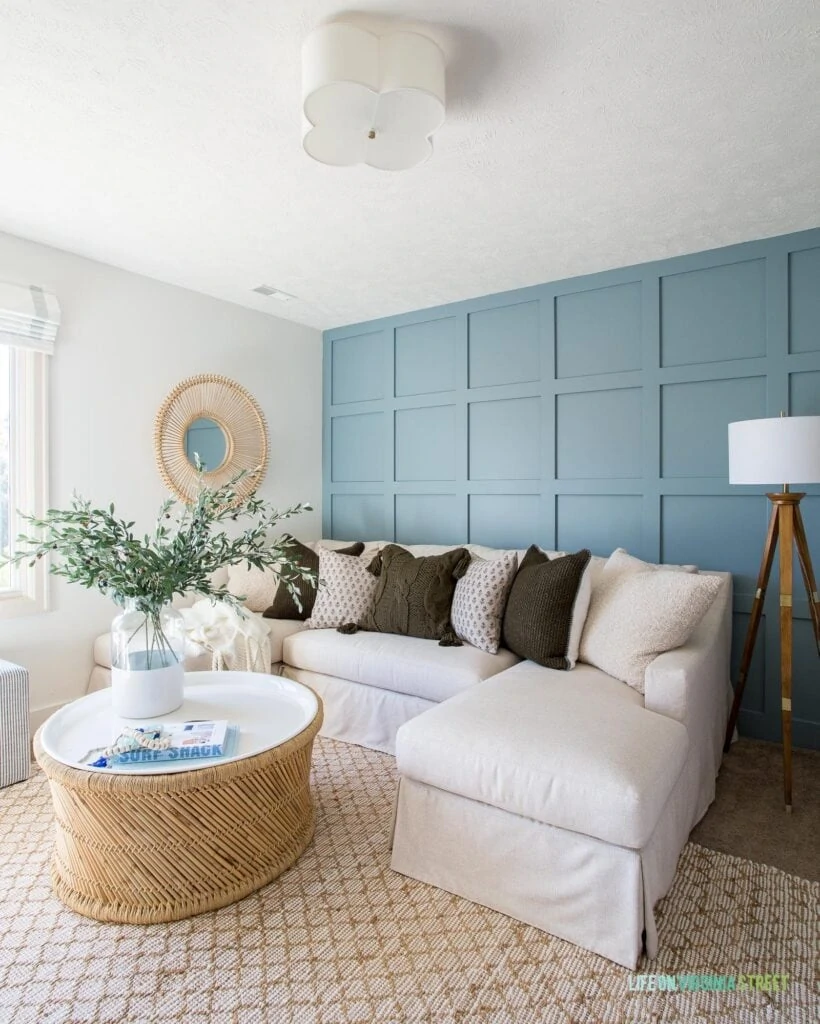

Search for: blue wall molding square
xmin=323 ymin=227 xmax=820 ymax=747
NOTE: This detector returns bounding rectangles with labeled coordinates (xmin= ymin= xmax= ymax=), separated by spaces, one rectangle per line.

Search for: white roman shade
xmin=0 ymin=281 xmax=61 ymax=354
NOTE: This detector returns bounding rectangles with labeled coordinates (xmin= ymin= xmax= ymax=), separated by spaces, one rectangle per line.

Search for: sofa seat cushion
xmin=395 ymin=660 xmax=689 ymax=849
xmin=283 ymin=629 xmax=520 ymax=703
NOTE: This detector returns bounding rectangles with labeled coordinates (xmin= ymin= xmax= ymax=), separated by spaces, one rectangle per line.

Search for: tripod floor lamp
xmin=724 ymin=415 xmax=820 ymax=812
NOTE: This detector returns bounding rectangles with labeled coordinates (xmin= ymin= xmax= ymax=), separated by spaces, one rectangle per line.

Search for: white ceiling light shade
xmin=302 ymin=23 xmax=445 ymax=171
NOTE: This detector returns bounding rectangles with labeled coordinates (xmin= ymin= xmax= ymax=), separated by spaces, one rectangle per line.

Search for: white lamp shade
xmin=728 ymin=416 xmax=820 ymax=485
xmin=302 ymin=24 xmax=445 ymax=170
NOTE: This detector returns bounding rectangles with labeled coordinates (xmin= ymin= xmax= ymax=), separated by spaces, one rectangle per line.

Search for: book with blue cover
xmin=86 ymin=720 xmax=240 ymax=768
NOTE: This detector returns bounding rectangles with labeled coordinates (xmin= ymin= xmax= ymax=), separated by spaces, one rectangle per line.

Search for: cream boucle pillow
xmin=307 ymin=549 xmax=379 ymax=630
xmin=226 ymin=563 xmax=279 ymax=613
xmin=587 ymin=548 xmax=697 ymax=591
xmin=579 ymin=549 xmax=721 ymax=692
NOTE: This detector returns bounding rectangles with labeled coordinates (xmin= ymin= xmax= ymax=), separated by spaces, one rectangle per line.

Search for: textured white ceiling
xmin=1 ymin=1 xmax=818 ymax=330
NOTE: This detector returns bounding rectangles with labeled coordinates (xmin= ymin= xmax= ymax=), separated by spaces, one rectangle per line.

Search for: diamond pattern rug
xmin=0 ymin=737 xmax=816 ymax=1023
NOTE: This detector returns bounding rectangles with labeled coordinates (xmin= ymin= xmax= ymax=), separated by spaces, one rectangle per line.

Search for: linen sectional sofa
xmin=89 ymin=539 xmax=733 ymax=968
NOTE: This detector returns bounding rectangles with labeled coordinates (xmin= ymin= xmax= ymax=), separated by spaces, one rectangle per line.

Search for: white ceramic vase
xmin=111 ymin=661 xmax=185 ymax=719
xmin=110 ymin=602 xmax=185 ymax=719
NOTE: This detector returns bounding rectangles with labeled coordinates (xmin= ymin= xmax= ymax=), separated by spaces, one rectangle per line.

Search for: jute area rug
xmin=1 ymin=737 xmax=816 ymax=1024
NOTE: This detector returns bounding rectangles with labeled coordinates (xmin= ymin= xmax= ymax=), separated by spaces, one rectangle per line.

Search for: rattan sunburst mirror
xmin=154 ymin=374 xmax=268 ymax=505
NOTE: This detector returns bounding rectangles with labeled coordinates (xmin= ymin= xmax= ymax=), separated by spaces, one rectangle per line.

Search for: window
xmin=0 ymin=345 xmax=10 ymax=589
xmin=0 ymin=346 xmax=49 ymax=617
xmin=0 ymin=282 xmax=55 ymax=618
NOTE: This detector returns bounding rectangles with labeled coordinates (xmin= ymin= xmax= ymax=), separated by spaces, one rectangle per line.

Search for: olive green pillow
xmin=501 ymin=546 xmax=592 ymax=669
xmin=360 ymin=544 xmax=471 ymax=643
xmin=263 ymin=538 xmax=365 ymax=621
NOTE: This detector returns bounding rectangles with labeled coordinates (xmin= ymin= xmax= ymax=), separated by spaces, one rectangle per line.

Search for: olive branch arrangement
xmin=3 ymin=470 xmax=316 ymax=664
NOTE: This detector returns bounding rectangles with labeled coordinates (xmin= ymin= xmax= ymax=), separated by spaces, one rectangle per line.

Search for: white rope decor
xmin=82 ymin=726 xmax=174 ymax=767
xmin=154 ymin=374 xmax=268 ymax=506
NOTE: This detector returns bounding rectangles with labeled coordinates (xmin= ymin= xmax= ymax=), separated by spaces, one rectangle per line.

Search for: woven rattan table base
xmin=33 ymin=706 xmax=322 ymax=924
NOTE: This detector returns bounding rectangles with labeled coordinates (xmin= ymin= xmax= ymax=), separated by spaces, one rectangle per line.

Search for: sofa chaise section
xmin=390 ymin=572 xmax=733 ymax=968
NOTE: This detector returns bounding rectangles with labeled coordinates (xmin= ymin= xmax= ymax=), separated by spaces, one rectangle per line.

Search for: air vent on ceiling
xmin=252 ymin=284 xmax=297 ymax=302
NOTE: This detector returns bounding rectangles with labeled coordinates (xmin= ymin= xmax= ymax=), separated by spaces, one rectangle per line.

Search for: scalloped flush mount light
xmin=302 ymin=22 xmax=445 ymax=171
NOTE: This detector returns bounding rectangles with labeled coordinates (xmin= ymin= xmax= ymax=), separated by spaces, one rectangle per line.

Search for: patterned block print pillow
xmin=306 ymin=549 xmax=379 ymax=629
xmin=451 ymin=551 xmax=518 ymax=654
xmin=263 ymin=537 xmax=364 ymax=621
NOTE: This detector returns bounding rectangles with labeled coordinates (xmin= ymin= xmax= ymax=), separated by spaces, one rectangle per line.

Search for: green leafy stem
xmin=3 ymin=470 xmax=318 ymax=641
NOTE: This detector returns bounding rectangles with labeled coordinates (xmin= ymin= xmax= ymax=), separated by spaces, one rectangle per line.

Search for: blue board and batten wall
xmin=322 ymin=228 xmax=820 ymax=748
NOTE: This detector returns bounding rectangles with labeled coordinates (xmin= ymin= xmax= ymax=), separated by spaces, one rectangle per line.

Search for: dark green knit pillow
xmin=263 ymin=538 xmax=365 ymax=621
xmin=501 ymin=546 xmax=592 ymax=669
xmin=360 ymin=544 xmax=471 ymax=644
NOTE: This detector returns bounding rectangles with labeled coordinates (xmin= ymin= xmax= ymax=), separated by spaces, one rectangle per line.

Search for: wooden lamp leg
xmin=724 ymin=501 xmax=779 ymax=752
xmin=793 ymin=506 xmax=820 ymax=653
xmin=725 ymin=491 xmax=813 ymax=810
xmin=778 ymin=500 xmax=794 ymax=812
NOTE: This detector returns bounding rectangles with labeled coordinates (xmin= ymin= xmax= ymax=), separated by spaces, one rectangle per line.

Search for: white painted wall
xmin=0 ymin=231 xmax=323 ymax=728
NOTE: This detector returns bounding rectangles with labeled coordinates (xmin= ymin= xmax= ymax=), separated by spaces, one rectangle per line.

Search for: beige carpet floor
xmin=692 ymin=737 xmax=820 ymax=881
xmin=1 ymin=737 xmax=817 ymax=1024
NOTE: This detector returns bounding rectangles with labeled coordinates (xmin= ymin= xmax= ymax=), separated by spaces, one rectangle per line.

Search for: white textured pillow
xmin=307 ymin=549 xmax=379 ymax=629
xmin=580 ymin=550 xmax=721 ymax=692
xmin=588 ymin=548 xmax=697 ymax=591
xmin=226 ymin=564 xmax=279 ymax=613
xmin=609 ymin=548 xmax=698 ymax=575
xmin=451 ymin=552 xmax=518 ymax=654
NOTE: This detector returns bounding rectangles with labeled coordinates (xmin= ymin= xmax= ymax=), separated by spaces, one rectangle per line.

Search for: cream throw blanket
xmin=180 ymin=600 xmax=271 ymax=674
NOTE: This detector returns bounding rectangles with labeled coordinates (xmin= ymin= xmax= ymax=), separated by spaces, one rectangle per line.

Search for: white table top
xmin=39 ymin=672 xmax=320 ymax=775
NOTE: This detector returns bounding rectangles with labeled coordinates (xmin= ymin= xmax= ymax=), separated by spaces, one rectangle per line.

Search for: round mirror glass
xmin=184 ymin=417 xmax=228 ymax=472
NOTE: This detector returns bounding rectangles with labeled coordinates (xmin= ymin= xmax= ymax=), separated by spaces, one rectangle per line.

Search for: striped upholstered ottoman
xmin=0 ymin=660 xmax=30 ymax=787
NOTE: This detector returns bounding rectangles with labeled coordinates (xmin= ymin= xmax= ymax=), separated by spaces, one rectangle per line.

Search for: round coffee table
xmin=33 ymin=672 xmax=322 ymax=924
